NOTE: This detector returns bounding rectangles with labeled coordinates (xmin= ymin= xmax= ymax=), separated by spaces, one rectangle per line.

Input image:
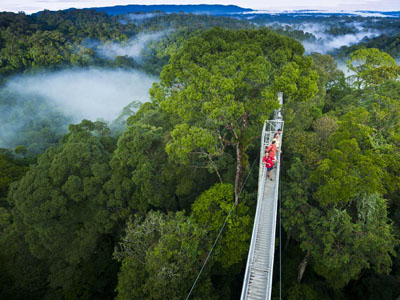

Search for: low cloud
xmin=93 ymin=32 xmax=166 ymax=61
xmin=126 ymin=13 xmax=162 ymax=23
xmin=4 ymin=68 xmax=157 ymax=122
xmin=264 ymin=21 xmax=381 ymax=54
xmin=302 ymin=31 xmax=380 ymax=54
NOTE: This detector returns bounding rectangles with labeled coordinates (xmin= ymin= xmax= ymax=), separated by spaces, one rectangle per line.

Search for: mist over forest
xmin=90 ymin=31 xmax=166 ymax=61
xmin=5 ymin=68 xmax=154 ymax=120
xmin=1 ymin=5 xmax=400 ymax=300
xmin=1 ymin=8 xmax=399 ymax=153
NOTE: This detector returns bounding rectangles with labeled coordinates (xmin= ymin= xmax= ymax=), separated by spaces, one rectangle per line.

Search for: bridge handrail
xmin=240 ymin=129 xmax=268 ymax=299
xmin=240 ymin=119 xmax=284 ymax=300
xmin=264 ymin=147 xmax=282 ymax=299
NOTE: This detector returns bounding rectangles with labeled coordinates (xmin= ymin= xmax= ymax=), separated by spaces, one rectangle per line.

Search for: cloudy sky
xmin=1 ymin=0 xmax=400 ymax=14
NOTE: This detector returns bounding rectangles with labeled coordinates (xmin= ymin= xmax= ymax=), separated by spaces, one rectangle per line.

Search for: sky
xmin=1 ymin=0 xmax=400 ymax=14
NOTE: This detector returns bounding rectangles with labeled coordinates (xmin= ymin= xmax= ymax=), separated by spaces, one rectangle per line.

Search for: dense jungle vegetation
xmin=0 ymin=8 xmax=400 ymax=300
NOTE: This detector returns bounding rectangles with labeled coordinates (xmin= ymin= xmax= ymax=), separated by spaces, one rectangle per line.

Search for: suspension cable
xmin=185 ymin=156 xmax=259 ymax=300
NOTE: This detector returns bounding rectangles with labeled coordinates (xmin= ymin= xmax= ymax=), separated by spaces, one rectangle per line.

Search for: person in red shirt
xmin=266 ymin=140 xmax=282 ymax=161
xmin=262 ymin=151 xmax=274 ymax=180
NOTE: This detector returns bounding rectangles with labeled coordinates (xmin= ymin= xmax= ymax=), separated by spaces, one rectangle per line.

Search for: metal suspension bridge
xmin=186 ymin=93 xmax=284 ymax=300
xmin=240 ymin=93 xmax=284 ymax=300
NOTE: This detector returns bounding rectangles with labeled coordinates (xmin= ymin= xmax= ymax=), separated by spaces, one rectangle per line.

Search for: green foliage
xmin=283 ymin=105 xmax=399 ymax=289
xmin=106 ymin=103 xmax=214 ymax=217
xmin=0 ymin=10 xmax=140 ymax=74
xmin=311 ymin=53 xmax=344 ymax=105
xmin=114 ymin=211 xmax=215 ymax=300
xmin=152 ymin=27 xmax=318 ymax=202
xmin=312 ymin=139 xmax=382 ymax=206
xmin=0 ymin=10 xmax=255 ymax=76
xmin=0 ymin=148 xmax=29 ymax=204
xmin=139 ymin=15 xmax=254 ymax=75
xmin=191 ymin=183 xmax=252 ymax=268
xmin=281 ymin=58 xmax=400 ymax=293
xmin=8 ymin=120 xmax=118 ymax=299
xmin=266 ymin=24 xmax=316 ymax=42
xmin=287 ymin=283 xmax=321 ymax=300
xmin=347 ymin=48 xmax=400 ymax=88
xmin=2 ymin=8 xmax=400 ymax=299
xmin=347 ymin=265 xmax=400 ymax=300
xmin=0 ymin=224 xmax=49 ymax=300
xmin=107 ymin=121 xmax=169 ymax=215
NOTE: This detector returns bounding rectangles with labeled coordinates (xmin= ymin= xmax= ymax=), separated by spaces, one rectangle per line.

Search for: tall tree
xmin=151 ymin=27 xmax=318 ymax=204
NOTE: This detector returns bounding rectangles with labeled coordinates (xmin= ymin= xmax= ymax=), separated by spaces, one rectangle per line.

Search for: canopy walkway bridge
xmin=240 ymin=93 xmax=284 ymax=300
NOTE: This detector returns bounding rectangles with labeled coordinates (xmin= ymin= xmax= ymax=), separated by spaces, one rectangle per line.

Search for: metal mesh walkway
xmin=240 ymin=113 xmax=283 ymax=300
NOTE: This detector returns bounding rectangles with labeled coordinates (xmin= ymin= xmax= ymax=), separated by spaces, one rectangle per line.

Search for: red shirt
xmin=266 ymin=144 xmax=277 ymax=159
xmin=263 ymin=156 xmax=274 ymax=169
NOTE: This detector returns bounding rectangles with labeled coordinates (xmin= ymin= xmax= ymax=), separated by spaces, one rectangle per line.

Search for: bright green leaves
xmin=276 ymin=55 xmax=319 ymax=130
xmin=192 ymin=183 xmax=235 ymax=231
xmin=166 ymin=124 xmax=220 ymax=163
xmin=347 ymin=48 xmax=400 ymax=88
xmin=312 ymin=138 xmax=383 ymax=207
xmin=191 ymin=183 xmax=252 ymax=268
xmin=274 ymin=56 xmax=318 ymax=105
xmin=155 ymin=28 xmax=280 ymax=126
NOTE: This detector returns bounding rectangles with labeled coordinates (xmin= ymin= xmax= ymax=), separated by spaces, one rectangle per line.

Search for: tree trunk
xmin=284 ymin=230 xmax=291 ymax=252
xmin=208 ymin=153 xmax=223 ymax=183
xmin=234 ymin=142 xmax=243 ymax=205
xmin=297 ymin=250 xmax=311 ymax=283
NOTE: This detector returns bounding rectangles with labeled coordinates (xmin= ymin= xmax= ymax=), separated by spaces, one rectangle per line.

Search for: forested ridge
xmin=1 ymin=8 xmax=400 ymax=300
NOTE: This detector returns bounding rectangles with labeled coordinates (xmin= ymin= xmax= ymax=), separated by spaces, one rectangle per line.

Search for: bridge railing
xmin=241 ymin=119 xmax=284 ymax=300
xmin=264 ymin=121 xmax=283 ymax=300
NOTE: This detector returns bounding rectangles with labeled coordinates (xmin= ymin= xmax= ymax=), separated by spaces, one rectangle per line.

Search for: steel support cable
xmin=185 ymin=156 xmax=259 ymax=300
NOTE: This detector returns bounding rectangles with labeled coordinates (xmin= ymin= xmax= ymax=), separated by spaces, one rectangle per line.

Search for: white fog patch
xmin=126 ymin=13 xmax=161 ymax=22
xmin=5 ymin=68 xmax=157 ymax=122
xmin=303 ymin=31 xmax=380 ymax=54
xmin=96 ymin=32 xmax=165 ymax=60
xmin=297 ymin=22 xmax=326 ymax=36
xmin=262 ymin=21 xmax=383 ymax=54
xmin=337 ymin=61 xmax=356 ymax=77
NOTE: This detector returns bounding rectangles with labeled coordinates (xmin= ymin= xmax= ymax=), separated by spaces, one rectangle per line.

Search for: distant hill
xmin=92 ymin=4 xmax=253 ymax=16
xmin=90 ymin=5 xmax=400 ymax=18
